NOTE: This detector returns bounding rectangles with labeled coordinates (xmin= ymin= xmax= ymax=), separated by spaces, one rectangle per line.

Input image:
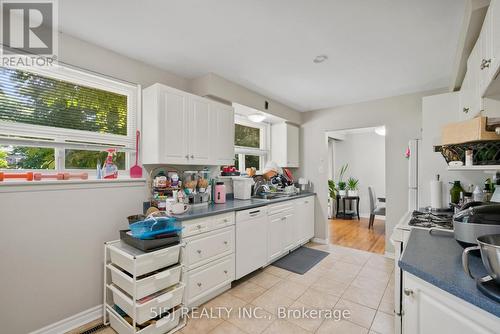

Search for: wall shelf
xmin=447 ymin=165 xmax=500 ymax=171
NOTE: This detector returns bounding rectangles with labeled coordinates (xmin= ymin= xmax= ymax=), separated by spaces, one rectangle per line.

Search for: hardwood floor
xmin=329 ymin=217 xmax=385 ymax=254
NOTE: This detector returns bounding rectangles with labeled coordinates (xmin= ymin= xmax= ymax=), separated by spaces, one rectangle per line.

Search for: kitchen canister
xmin=214 ymin=182 xmax=226 ymax=204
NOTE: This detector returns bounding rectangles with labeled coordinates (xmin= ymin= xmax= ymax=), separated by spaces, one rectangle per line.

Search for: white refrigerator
xmin=408 ymin=139 xmax=419 ymax=211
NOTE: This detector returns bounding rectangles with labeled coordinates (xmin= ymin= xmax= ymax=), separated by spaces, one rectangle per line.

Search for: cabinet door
xmin=283 ymin=213 xmax=296 ymax=252
xmin=286 ymin=124 xmax=300 ymax=167
xmin=459 ymin=70 xmax=474 ymax=121
xmin=403 ymin=273 xmax=498 ymax=334
xmin=188 ymin=97 xmax=211 ymax=164
xmin=210 ymin=102 xmax=235 ymax=165
xmin=160 ymin=87 xmax=189 ymax=164
xmin=467 ymin=40 xmax=483 ymax=118
xmin=268 ymin=216 xmax=285 ymax=262
xmin=479 ymin=9 xmax=494 ymax=94
xmin=492 ymin=0 xmax=500 ymax=74
xmin=294 ymin=197 xmax=315 ymax=244
xmin=304 ymin=197 xmax=315 ymax=240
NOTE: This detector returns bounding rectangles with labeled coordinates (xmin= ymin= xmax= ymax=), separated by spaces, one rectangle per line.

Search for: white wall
xmin=59 ymin=33 xmax=189 ymax=90
xmin=190 ymin=73 xmax=302 ymax=124
xmin=333 ymin=131 xmax=386 ymax=216
xmin=0 ymin=182 xmax=147 ymax=334
xmin=300 ymin=90 xmax=442 ymax=252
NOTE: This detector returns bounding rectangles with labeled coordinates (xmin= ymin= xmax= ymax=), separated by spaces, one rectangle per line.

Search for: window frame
xmin=0 ymin=65 xmax=140 ymax=173
xmin=234 ymin=115 xmax=270 ymax=172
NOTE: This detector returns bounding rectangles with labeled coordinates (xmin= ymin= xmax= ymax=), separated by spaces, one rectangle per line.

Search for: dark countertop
xmin=399 ymin=229 xmax=500 ymax=317
xmin=171 ymin=192 xmax=315 ymax=221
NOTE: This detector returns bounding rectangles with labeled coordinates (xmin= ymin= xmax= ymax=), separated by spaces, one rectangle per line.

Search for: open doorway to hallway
xmin=326 ymin=126 xmax=386 ymax=254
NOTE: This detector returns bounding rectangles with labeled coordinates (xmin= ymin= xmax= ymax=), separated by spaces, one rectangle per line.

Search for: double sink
xmin=251 ymin=192 xmax=300 ymax=202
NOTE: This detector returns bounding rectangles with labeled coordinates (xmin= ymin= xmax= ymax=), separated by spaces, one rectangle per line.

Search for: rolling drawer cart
xmin=103 ymin=240 xmax=186 ymax=334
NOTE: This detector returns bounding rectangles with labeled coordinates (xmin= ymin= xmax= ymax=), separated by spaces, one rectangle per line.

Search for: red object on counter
xmin=0 ymin=172 xmax=34 ymax=181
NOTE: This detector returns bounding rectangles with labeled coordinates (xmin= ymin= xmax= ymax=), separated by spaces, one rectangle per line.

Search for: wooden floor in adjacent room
xmin=329 ymin=217 xmax=386 ymax=254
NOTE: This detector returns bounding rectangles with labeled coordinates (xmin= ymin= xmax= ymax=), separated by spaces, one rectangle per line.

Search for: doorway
xmin=326 ymin=126 xmax=386 ymax=254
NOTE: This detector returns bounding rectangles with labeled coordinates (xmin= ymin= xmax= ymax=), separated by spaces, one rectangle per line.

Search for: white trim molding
xmin=311 ymin=237 xmax=329 ymax=245
xmin=29 ymin=305 xmax=102 ymax=334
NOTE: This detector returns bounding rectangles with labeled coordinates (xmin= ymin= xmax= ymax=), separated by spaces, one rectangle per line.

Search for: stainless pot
xmin=462 ymin=234 xmax=500 ymax=284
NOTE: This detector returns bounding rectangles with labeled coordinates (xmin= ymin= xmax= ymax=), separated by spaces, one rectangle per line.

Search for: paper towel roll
xmin=430 ymin=180 xmax=442 ymax=209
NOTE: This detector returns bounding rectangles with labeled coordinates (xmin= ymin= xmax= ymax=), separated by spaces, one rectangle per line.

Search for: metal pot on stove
xmin=453 ymin=203 xmax=500 ymax=248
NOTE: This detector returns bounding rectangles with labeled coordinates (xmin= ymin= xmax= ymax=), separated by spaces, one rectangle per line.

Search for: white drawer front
xmin=181 ymin=213 xmax=235 ymax=238
xmin=108 ymin=264 xmax=182 ymax=300
xmin=185 ymin=254 xmax=235 ymax=305
xmin=184 ymin=226 xmax=234 ymax=269
xmin=212 ymin=212 xmax=235 ymax=230
xmin=109 ymin=283 xmax=184 ymax=324
xmin=109 ymin=242 xmax=181 ymax=277
xmin=182 ymin=217 xmax=211 ymax=238
xmin=108 ymin=306 xmax=181 ymax=334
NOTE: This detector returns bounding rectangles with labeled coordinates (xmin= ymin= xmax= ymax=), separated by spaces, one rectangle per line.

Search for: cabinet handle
xmin=197 ymin=249 xmax=202 ymax=254
xmin=197 ymin=224 xmax=202 ymax=229
xmin=223 ymin=240 xmax=228 ymax=245
xmin=281 ymin=217 xmax=286 ymax=221
xmin=185 ymin=154 xmax=189 ymax=159
xmin=305 ymin=201 xmax=309 ymax=204
xmin=197 ymin=282 xmax=202 ymax=287
xmin=224 ymin=270 xmax=228 ymax=274
xmin=463 ymin=107 xmax=469 ymax=114
xmin=191 ymin=154 xmax=194 ymax=158
xmin=403 ymin=288 xmax=413 ymax=296
xmin=480 ymin=58 xmax=491 ymax=70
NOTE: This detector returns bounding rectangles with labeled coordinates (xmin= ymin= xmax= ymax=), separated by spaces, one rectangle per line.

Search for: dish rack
xmin=103 ymin=240 xmax=186 ymax=334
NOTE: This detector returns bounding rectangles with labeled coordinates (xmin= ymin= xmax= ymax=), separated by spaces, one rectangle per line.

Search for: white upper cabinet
xmin=188 ymin=96 xmax=211 ymax=164
xmin=478 ymin=9 xmax=494 ymax=95
xmin=271 ymin=123 xmax=300 ymax=168
xmin=458 ymin=0 xmax=500 ymax=118
xmin=142 ymin=83 xmax=234 ymax=165
xmin=209 ymin=102 xmax=235 ymax=166
xmin=492 ymin=0 xmax=500 ymax=72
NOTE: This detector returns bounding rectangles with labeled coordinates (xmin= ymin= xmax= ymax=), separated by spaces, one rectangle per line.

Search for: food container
xmin=120 ymin=230 xmax=179 ymax=252
xmin=232 ymin=177 xmax=254 ymax=200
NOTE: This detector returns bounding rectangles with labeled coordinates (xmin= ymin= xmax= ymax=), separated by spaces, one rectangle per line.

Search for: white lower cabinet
xmin=181 ymin=213 xmax=236 ymax=307
xmin=294 ymin=197 xmax=315 ymax=245
xmin=184 ymin=254 xmax=235 ymax=306
xmin=402 ymin=273 xmax=499 ymax=334
xmin=266 ymin=196 xmax=315 ymax=263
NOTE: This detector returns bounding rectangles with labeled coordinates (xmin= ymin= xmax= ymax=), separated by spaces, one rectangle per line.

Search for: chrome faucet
xmin=254 ymin=180 xmax=270 ymax=196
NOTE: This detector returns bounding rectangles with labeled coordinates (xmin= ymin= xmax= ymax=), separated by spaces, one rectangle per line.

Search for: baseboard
xmin=384 ymin=251 xmax=395 ymax=259
xmin=311 ymin=237 xmax=328 ymax=244
xmin=30 ymin=305 xmax=102 ymax=334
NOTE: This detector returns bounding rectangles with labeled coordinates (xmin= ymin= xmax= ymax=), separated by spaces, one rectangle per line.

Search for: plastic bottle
xmin=101 ymin=149 xmax=118 ymax=179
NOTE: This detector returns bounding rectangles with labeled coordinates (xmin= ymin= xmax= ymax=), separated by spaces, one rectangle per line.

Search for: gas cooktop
xmin=408 ymin=210 xmax=454 ymax=230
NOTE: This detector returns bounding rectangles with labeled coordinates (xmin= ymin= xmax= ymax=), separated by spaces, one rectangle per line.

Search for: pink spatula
xmin=130 ymin=130 xmax=143 ymax=178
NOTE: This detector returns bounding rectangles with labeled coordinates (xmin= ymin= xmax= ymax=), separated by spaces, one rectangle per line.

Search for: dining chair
xmin=368 ymin=186 xmax=386 ymax=228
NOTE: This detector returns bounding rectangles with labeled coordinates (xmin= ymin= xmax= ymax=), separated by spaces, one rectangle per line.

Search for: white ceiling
xmin=60 ymin=0 xmax=466 ymax=112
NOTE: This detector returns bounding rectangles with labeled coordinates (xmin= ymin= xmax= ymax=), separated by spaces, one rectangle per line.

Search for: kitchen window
xmin=234 ymin=116 xmax=269 ymax=172
xmin=0 ymin=65 xmax=139 ymax=172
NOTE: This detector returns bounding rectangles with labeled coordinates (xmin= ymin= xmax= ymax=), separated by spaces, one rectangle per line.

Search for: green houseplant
xmin=347 ymin=177 xmax=359 ymax=197
xmin=328 ymin=179 xmax=337 ymax=199
xmin=337 ymin=164 xmax=348 ymax=196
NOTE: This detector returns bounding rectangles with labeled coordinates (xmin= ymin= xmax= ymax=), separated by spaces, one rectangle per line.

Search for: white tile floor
xmin=180 ymin=243 xmax=395 ymax=334
xmin=98 ymin=243 xmax=395 ymax=334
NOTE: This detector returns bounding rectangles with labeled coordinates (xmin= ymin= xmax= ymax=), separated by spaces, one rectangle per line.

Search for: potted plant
xmin=347 ymin=177 xmax=359 ymax=197
xmin=328 ymin=179 xmax=337 ymax=199
xmin=337 ymin=164 xmax=348 ymax=196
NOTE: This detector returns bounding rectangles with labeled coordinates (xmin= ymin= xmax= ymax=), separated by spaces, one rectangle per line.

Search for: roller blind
xmin=0 ymin=66 xmax=128 ymax=136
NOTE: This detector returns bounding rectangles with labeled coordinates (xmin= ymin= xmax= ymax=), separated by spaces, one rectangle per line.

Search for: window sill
xmin=0 ymin=177 xmax=147 ymax=192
